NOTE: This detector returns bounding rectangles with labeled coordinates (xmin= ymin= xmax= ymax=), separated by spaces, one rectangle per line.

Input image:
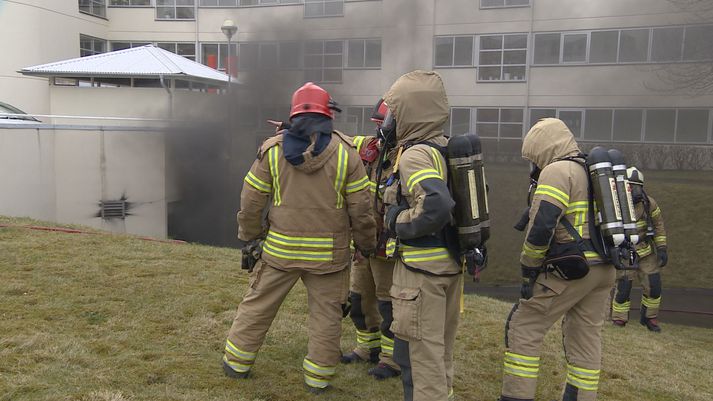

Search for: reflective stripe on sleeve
xmin=534 ymin=185 xmax=570 ymax=207
xmin=346 ymin=175 xmax=370 ymax=194
xmin=406 ymin=168 xmax=443 ymax=193
xmin=244 ymin=171 xmax=271 ymax=193
xmin=353 ymin=136 xmax=366 ymax=152
xmin=334 ymin=143 xmax=349 ymax=208
xmin=268 ymin=147 xmax=282 ymax=206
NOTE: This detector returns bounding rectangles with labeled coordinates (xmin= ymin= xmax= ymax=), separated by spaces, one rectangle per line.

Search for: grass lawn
xmin=479 ymin=165 xmax=713 ymax=288
xmin=1 ymin=216 xmax=711 ymax=401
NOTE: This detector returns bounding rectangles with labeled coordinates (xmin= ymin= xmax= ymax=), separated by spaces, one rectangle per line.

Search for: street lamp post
xmin=221 ymin=19 xmax=238 ymax=91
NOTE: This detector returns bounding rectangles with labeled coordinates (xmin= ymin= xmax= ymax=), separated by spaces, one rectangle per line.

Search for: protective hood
xmin=384 ymin=70 xmax=449 ymax=145
xmin=292 ymin=134 xmax=338 ymax=174
xmin=522 ymin=118 xmax=581 ymax=169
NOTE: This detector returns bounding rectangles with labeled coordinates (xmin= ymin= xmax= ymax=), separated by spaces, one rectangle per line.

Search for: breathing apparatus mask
xmin=631 ymin=184 xmax=644 ymax=203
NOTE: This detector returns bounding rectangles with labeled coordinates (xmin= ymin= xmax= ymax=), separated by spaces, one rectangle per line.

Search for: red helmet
xmin=290 ymin=82 xmax=334 ymax=119
xmin=370 ymin=98 xmax=389 ymax=124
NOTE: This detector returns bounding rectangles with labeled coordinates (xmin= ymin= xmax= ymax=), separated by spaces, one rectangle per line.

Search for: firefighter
xmin=341 ymin=99 xmax=401 ymax=380
xmin=381 ymin=70 xmax=461 ymax=401
xmin=499 ymin=118 xmax=616 ymax=401
xmin=222 ymin=82 xmax=377 ymax=393
xmin=611 ymin=166 xmax=668 ymax=332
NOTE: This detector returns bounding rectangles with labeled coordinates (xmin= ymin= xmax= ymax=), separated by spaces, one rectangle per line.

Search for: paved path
xmin=466 ymin=284 xmax=713 ymax=329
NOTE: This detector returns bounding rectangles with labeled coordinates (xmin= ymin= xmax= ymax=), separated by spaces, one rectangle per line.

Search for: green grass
xmin=1 ymin=216 xmax=712 ymax=401
xmin=480 ymin=165 xmax=713 ymax=288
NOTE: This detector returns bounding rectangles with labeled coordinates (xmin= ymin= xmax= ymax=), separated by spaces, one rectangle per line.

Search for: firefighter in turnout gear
xmin=499 ymin=118 xmax=616 ymax=401
xmin=381 ymin=70 xmax=461 ymax=401
xmin=341 ymin=99 xmax=401 ymax=380
xmin=611 ymin=166 xmax=668 ymax=332
xmin=222 ymin=82 xmax=377 ymax=393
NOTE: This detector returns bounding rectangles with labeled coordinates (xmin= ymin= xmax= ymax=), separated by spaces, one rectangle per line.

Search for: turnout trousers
xmin=612 ymin=254 xmax=662 ymax=322
xmin=390 ymin=261 xmax=461 ymax=401
xmin=223 ymin=259 xmax=349 ymax=389
xmin=501 ymin=264 xmax=616 ymax=401
xmin=348 ymin=255 xmax=399 ymax=369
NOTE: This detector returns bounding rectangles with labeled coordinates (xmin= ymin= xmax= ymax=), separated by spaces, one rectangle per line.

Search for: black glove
xmin=657 ymin=247 xmax=668 ymax=267
xmin=520 ymin=266 xmax=540 ymax=300
xmin=241 ymin=239 xmax=263 ymax=272
xmin=341 ymin=298 xmax=352 ymax=318
xmin=384 ymin=204 xmax=408 ymax=233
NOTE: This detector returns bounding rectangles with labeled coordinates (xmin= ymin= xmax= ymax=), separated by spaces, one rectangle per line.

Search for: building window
xmin=613 ymin=109 xmax=643 ymax=142
xmin=480 ymin=0 xmax=529 ymax=8
xmin=343 ymin=106 xmax=375 ymax=135
xmin=109 ymin=0 xmax=150 ymax=6
xmin=533 ymin=33 xmax=560 ymax=64
xmin=683 ymin=25 xmax=713 ymax=61
xmin=651 ymin=27 xmax=683 ymax=62
xmin=676 ymin=109 xmax=710 ymax=143
xmin=584 ymin=109 xmax=613 ymax=141
xmin=111 ymin=42 xmax=195 ymax=60
xmin=434 ymin=36 xmax=474 ymax=67
xmin=304 ymin=40 xmax=343 ymax=83
xmin=529 ymin=109 xmax=556 ymax=128
xmin=589 ymin=30 xmax=619 ymax=63
xmin=80 ymin=34 xmax=107 ymax=57
xmin=645 ymin=109 xmax=676 ymax=142
xmin=558 ymin=110 xmax=583 ymax=137
xmin=478 ymin=34 xmax=527 ymax=81
xmin=618 ymin=29 xmax=649 ymax=62
xmin=200 ymin=0 xmax=300 ymax=6
xmin=562 ymin=33 xmax=587 ymax=63
xmin=304 ymin=0 xmax=343 ymax=18
xmin=233 ymin=41 xmax=303 ymax=71
xmin=476 ymin=108 xmax=524 ymax=138
xmin=346 ymin=39 xmax=381 ymax=68
xmin=201 ymin=43 xmax=237 ymax=71
xmin=79 ymin=0 xmax=106 ymax=18
xmin=156 ymin=0 xmax=195 ymax=20
xmin=449 ymin=108 xmax=472 ymax=136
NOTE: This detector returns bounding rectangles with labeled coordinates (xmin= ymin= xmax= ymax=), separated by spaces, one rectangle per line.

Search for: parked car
xmin=0 ymin=102 xmax=41 ymax=124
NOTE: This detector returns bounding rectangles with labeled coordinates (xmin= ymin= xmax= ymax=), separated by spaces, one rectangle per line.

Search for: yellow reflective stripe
xmin=430 ymin=148 xmax=445 ymax=179
xmin=386 ymin=239 xmax=397 ymax=257
xmin=651 ymin=207 xmax=661 ymax=218
xmin=654 ymin=236 xmax=666 ymax=244
xmin=263 ymin=242 xmax=332 ymax=262
xmin=584 ymin=251 xmax=599 ymax=259
xmin=304 ymin=376 xmax=330 ymax=388
xmin=503 ymin=364 xmax=539 ymax=379
xmin=637 ymin=244 xmax=653 ymax=258
xmin=353 ymin=136 xmax=366 ymax=152
xmin=268 ymin=147 xmax=282 ymax=206
xmin=407 ymin=168 xmax=443 ymax=193
xmin=534 ymin=185 xmax=570 ymax=207
xmin=505 ymin=352 xmax=540 ymax=366
xmin=346 ymin=175 xmax=370 ymax=194
xmin=244 ymin=171 xmax=271 ymax=193
xmin=223 ymin=355 xmax=252 ymax=373
xmin=368 ymin=181 xmax=378 ymax=193
xmin=565 ymin=201 xmax=588 ymax=214
xmin=641 ymin=296 xmax=661 ymax=308
xmin=567 ymin=365 xmax=600 ymax=391
xmin=380 ymin=334 xmax=394 ymax=354
xmin=334 ymin=143 xmax=348 ymax=208
xmin=266 ymin=230 xmax=333 ymax=248
xmin=636 ymin=221 xmax=648 ymax=228
xmin=356 ymin=330 xmax=381 ymax=341
xmin=522 ymin=243 xmax=547 ymax=259
xmin=400 ymin=246 xmax=450 ymax=262
xmin=303 ymin=358 xmax=336 ymax=377
xmin=225 ymin=340 xmax=257 ymax=361
xmin=612 ymin=301 xmax=631 ymax=312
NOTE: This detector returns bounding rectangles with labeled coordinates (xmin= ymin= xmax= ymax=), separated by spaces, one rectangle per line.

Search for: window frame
xmin=472 ymin=107 xmax=525 ymax=139
xmin=108 ymin=0 xmax=152 ymax=7
xmin=156 ymin=0 xmax=196 ymax=20
xmin=304 ymin=0 xmax=344 ymax=18
xmin=345 ymin=38 xmax=382 ymax=69
xmin=303 ymin=39 xmax=344 ymax=84
xmin=200 ymin=42 xmax=238 ymax=71
xmin=479 ymin=0 xmax=530 ymax=9
xmin=79 ymin=0 xmax=107 ymax=18
xmin=477 ymin=33 xmax=528 ymax=82
xmin=80 ymin=34 xmax=107 ymax=57
xmin=433 ymin=35 xmax=476 ymax=68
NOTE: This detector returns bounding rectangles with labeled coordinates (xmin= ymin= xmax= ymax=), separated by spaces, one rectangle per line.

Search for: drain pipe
xmin=160 ymin=74 xmax=174 ymax=118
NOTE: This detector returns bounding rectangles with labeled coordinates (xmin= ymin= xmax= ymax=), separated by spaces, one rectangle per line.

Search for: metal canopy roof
xmin=20 ymin=45 xmax=229 ymax=85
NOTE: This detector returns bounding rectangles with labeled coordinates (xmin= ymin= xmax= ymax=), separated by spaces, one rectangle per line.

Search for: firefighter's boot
xmin=223 ymin=360 xmax=250 ymax=379
xmin=367 ymin=363 xmax=400 ymax=380
xmin=340 ymin=348 xmax=380 ymax=364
